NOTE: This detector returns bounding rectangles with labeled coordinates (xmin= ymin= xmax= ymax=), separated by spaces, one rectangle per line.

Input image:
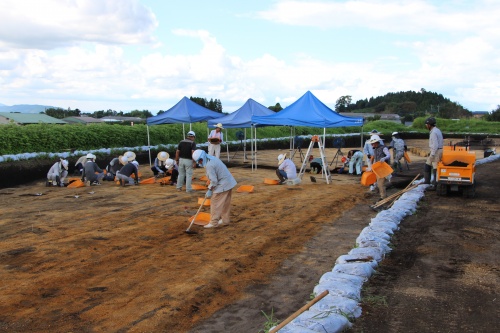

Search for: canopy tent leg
xmin=147 ymin=125 xmax=152 ymax=167
xmin=243 ymin=128 xmax=247 ymax=162
xmin=226 ymin=129 xmax=229 ymax=163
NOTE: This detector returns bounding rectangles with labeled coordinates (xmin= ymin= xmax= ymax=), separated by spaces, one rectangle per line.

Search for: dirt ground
xmin=0 ymin=140 xmax=498 ymax=333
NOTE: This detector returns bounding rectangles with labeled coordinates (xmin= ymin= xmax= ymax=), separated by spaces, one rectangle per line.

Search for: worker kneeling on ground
xmin=116 ymin=155 xmax=139 ymax=186
xmin=347 ymin=149 xmax=364 ymax=175
xmin=47 ymin=158 xmax=69 ymax=187
xmin=192 ymin=149 xmax=237 ymax=229
xmin=276 ymin=153 xmax=297 ymax=184
xmin=309 ymin=155 xmax=323 ymax=174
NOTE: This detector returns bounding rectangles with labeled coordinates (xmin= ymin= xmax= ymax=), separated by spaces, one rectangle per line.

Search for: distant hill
xmin=0 ymin=104 xmax=56 ymax=114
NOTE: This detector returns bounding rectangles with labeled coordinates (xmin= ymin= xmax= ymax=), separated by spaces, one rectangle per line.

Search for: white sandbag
xmin=369 ymin=220 xmax=399 ymax=232
xmin=356 ymin=234 xmax=390 ymax=246
xmin=309 ymin=294 xmax=362 ymax=319
xmin=348 ymin=246 xmax=385 ymax=262
xmin=273 ymin=324 xmax=318 ymax=333
xmin=319 ymin=271 xmax=365 ymax=286
xmin=313 ymin=279 xmax=362 ymax=300
xmin=332 ymin=262 xmax=375 ymax=280
xmin=288 ymin=310 xmax=352 ymax=333
xmin=335 ymin=254 xmax=378 ymax=268
xmin=365 ymin=224 xmax=394 ymax=236
xmin=357 ymin=239 xmax=392 ymax=254
xmin=358 ymin=227 xmax=391 ymax=241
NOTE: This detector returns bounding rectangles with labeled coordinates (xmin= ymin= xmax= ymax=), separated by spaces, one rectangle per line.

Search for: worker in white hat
xmin=276 ymin=153 xmax=297 ymax=184
xmin=363 ymin=130 xmax=384 ymax=171
xmin=151 ymin=151 xmax=169 ymax=177
xmin=175 ymin=131 xmax=197 ymax=192
xmin=208 ymin=123 xmax=224 ymax=158
xmin=369 ymin=137 xmax=391 ymax=202
xmin=164 ymin=158 xmax=179 ymax=185
xmin=389 ymin=132 xmax=406 ymax=172
xmin=46 ymin=158 xmax=69 ymax=187
xmin=82 ymin=153 xmax=105 ymax=186
xmin=116 ymin=155 xmax=139 ymax=186
xmin=192 ymin=149 xmax=237 ymax=228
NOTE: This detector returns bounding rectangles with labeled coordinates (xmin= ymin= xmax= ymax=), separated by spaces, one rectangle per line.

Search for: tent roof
xmin=147 ymin=97 xmax=222 ymax=125
xmin=207 ymin=98 xmax=275 ymax=129
xmin=251 ymin=91 xmax=364 ymax=128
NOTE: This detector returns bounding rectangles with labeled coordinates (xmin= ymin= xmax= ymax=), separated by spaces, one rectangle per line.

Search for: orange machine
xmin=436 ymin=145 xmax=476 ymax=197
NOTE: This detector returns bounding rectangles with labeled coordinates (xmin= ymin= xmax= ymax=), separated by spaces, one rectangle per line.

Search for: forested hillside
xmin=336 ymin=88 xmax=471 ymax=121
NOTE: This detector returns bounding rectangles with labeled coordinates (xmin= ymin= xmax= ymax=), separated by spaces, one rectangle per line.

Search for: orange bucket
xmin=237 ymin=185 xmax=254 ymax=193
xmin=191 ymin=184 xmax=208 ymax=190
xmin=188 ymin=212 xmax=211 ymax=225
xmin=403 ymin=151 xmax=411 ymax=163
xmin=264 ymin=178 xmax=279 ymax=185
xmin=360 ymin=171 xmax=377 ymax=186
xmin=199 ymin=175 xmax=208 ymax=181
xmin=371 ymin=161 xmax=393 ymax=178
xmin=198 ymin=197 xmax=211 ymax=206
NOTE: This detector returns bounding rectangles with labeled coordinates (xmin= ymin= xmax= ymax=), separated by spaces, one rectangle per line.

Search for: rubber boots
xmin=56 ymin=175 xmax=61 ymax=187
xmin=423 ymin=164 xmax=432 ymax=184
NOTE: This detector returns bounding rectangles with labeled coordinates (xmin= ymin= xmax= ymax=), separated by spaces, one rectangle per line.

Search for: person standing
xmin=175 ymin=131 xmax=197 ymax=192
xmin=82 ymin=153 xmax=105 ymax=186
xmin=370 ymin=136 xmax=391 ymax=201
xmin=363 ymin=129 xmax=383 ymax=171
xmin=423 ymin=117 xmax=444 ymax=191
xmin=276 ymin=153 xmax=297 ymax=184
xmin=192 ymin=149 xmax=237 ymax=229
xmin=208 ymin=123 xmax=224 ymax=158
xmin=47 ymin=158 xmax=69 ymax=187
xmin=390 ymin=132 xmax=406 ymax=172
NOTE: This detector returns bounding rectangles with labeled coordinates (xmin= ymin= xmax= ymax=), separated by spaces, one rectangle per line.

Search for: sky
xmin=0 ymin=0 xmax=499 ymax=114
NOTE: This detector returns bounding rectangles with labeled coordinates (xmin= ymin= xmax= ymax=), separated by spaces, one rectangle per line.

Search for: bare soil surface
xmin=0 ymin=140 xmax=498 ymax=333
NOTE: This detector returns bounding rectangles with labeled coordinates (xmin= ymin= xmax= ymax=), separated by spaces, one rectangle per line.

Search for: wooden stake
xmin=268 ymin=290 xmax=329 ymax=333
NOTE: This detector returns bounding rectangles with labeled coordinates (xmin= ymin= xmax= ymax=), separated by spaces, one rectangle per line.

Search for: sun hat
xmin=61 ymin=159 xmax=69 ymax=170
xmin=392 ymin=132 xmax=399 ymax=136
xmin=369 ymin=137 xmax=380 ymax=144
xmin=370 ymin=129 xmax=381 ymax=134
xmin=119 ymin=155 xmax=129 ymax=165
xmin=214 ymin=123 xmax=223 ymax=129
xmin=86 ymin=153 xmax=96 ymax=160
xmin=187 ymin=130 xmax=196 ymax=137
xmin=277 ymin=153 xmax=286 ymax=166
xmin=165 ymin=158 xmax=174 ymax=170
xmin=124 ymin=151 xmax=136 ymax=161
xmin=157 ymin=151 xmax=169 ymax=161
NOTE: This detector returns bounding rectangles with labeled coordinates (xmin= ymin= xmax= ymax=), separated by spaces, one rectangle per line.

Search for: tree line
xmin=335 ymin=88 xmax=477 ymax=121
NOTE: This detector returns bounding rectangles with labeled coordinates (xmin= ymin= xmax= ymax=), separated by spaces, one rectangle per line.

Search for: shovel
xmin=185 ymin=194 xmax=208 ymax=235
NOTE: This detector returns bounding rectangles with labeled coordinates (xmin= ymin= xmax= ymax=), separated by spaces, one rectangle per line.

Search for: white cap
xmin=187 ymin=131 xmax=196 ymax=137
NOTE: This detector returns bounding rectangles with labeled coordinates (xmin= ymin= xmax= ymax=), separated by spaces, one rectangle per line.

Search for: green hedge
xmin=1 ymin=117 xmax=498 ymax=155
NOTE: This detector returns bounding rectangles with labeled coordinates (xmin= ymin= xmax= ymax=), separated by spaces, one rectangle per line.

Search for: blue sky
xmin=0 ymin=0 xmax=498 ymax=114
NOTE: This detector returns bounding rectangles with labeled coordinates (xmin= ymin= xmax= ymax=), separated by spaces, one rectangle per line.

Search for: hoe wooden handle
xmin=269 ymin=290 xmax=329 ymax=333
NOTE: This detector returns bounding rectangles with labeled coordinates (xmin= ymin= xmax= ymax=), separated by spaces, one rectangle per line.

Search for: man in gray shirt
xmin=423 ymin=117 xmax=444 ymax=191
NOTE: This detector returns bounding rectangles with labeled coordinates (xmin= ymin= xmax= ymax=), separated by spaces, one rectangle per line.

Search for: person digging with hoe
xmin=192 ymin=149 xmax=237 ymax=229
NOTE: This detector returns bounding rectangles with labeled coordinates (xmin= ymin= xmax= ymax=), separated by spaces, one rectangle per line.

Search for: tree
xmin=44 ymin=107 xmax=81 ymax=119
xmin=485 ymin=105 xmax=500 ymax=121
xmin=268 ymin=103 xmax=283 ymax=112
xmin=335 ymin=95 xmax=352 ymax=112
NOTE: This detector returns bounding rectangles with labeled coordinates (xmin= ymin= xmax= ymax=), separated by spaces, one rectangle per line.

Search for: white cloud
xmin=0 ymin=0 xmax=157 ymax=50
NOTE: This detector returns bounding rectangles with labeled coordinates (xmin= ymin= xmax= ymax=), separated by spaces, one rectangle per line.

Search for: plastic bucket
xmin=237 ymin=185 xmax=255 ymax=193
xmin=371 ymin=161 xmax=393 ymax=178
xmin=360 ymin=171 xmax=377 ymax=186
xmin=403 ymin=151 xmax=411 ymax=163
xmin=198 ymin=198 xmax=211 ymax=206
xmin=264 ymin=178 xmax=279 ymax=185
xmin=188 ymin=212 xmax=210 ymax=225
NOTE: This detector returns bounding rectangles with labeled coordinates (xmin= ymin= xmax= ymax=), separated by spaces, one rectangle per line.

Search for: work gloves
xmin=206 ymin=189 xmax=213 ymax=198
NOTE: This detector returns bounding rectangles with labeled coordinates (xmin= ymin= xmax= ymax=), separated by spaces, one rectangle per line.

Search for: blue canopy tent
xmin=146 ymin=96 xmax=223 ymax=165
xmin=207 ymin=99 xmax=275 ymax=162
xmin=251 ymin=91 xmax=364 ymax=176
